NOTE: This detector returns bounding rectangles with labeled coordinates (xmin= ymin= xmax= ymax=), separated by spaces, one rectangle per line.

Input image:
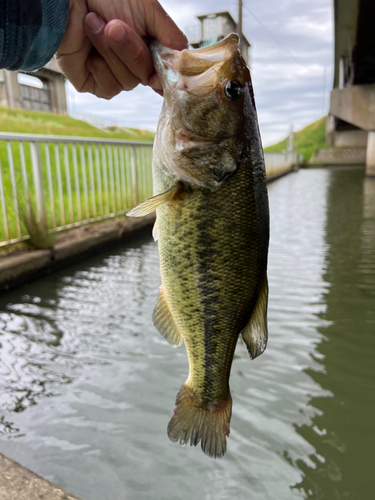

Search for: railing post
xmin=30 ymin=141 xmax=47 ymax=230
xmin=131 ymin=145 xmax=138 ymax=206
xmin=7 ymin=141 xmax=21 ymax=237
xmin=0 ymin=161 xmax=10 ymax=242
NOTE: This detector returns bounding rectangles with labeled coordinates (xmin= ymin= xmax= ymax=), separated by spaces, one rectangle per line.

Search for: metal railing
xmin=0 ymin=132 xmax=302 ymax=249
xmin=0 ymin=132 xmax=153 ymax=248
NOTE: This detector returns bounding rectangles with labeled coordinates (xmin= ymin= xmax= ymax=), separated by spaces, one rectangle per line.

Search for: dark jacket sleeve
xmin=0 ymin=0 xmax=69 ymax=71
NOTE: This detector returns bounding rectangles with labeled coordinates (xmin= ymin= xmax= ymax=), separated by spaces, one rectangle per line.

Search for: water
xmin=0 ymin=168 xmax=374 ymax=500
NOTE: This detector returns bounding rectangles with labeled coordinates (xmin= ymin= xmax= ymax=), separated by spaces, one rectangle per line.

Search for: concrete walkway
xmin=0 ymin=453 xmax=82 ymax=500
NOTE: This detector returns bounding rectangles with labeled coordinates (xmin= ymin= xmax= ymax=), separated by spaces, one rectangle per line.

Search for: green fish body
xmin=127 ymin=34 xmax=269 ymax=458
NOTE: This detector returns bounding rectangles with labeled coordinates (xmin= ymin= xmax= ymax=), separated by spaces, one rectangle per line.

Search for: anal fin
xmin=152 ymin=287 xmax=183 ymax=347
xmin=241 ymin=276 xmax=268 ymax=359
xmin=126 ymin=183 xmax=180 ymax=217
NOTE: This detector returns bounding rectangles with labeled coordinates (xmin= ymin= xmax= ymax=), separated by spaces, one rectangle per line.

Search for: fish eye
xmin=224 ymin=81 xmax=243 ymax=101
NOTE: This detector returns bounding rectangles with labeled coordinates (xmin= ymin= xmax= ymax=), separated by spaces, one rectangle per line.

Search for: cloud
xmin=66 ymin=82 xmax=162 ymax=131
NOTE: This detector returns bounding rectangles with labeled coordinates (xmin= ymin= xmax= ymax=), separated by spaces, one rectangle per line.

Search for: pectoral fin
xmin=126 ymin=184 xmax=180 ymax=217
xmin=152 ymin=287 xmax=183 ymax=347
xmin=152 ymin=219 xmax=158 ymax=242
xmin=241 ymin=277 xmax=268 ymax=359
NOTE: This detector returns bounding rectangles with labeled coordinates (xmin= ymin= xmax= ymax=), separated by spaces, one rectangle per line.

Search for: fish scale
xmin=155 ymin=153 xmax=264 ymax=404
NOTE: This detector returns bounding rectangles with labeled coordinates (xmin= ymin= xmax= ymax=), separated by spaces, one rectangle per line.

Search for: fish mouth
xmin=150 ymin=34 xmax=242 ymax=94
xmin=150 ymin=41 xmax=180 ymax=93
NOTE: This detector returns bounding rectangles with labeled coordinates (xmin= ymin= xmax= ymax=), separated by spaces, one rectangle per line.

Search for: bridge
xmin=327 ymin=0 xmax=375 ymax=176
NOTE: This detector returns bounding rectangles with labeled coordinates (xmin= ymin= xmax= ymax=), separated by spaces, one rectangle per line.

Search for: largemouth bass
xmin=127 ymin=33 xmax=269 ymax=459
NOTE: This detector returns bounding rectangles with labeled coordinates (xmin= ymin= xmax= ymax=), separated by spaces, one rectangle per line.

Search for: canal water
xmin=0 ymin=167 xmax=374 ymax=500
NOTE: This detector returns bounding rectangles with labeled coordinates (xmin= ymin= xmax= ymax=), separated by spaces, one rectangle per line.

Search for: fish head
xmin=151 ymin=34 xmax=259 ymax=190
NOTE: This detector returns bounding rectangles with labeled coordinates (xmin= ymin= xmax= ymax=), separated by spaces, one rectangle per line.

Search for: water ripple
xmin=0 ymin=170 xmax=374 ymax=499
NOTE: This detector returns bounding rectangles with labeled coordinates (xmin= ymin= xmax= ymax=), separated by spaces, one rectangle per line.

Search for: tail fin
xmin=167 ymin=384 xmax=232 ymax=459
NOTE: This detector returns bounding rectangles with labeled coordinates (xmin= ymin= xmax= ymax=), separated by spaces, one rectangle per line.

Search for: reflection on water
xmin=293 ymin=169 xmax=375 ymax=499
xmin=0 ymin=168 xmax=374 ymax=500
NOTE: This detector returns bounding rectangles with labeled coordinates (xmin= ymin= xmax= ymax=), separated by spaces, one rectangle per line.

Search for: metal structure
xmin=0 ymin=132 xmax=300 ymax=249
xmin=186 ymin=11 xmax=251 ymax=65
xmin=0 ymin=133 xmax=153 ymax=248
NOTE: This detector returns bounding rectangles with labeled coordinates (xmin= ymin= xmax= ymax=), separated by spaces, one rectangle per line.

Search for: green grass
xmin=0 ymin=107 xmax=155 ymax=141
xmin=0 ymin=108 xmax=154 ymax=246
xmin=264 ymin=117 xmax=326 ymax=162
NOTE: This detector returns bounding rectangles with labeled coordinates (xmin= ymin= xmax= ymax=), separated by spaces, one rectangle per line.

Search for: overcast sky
xmin=66 ymin=0 xmax=333 ymax=147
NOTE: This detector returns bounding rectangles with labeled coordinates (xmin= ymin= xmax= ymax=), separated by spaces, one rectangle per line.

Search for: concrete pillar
xmin=325 ymin=115 xmax=335 ymax=146
xmin=49 ymin=74 xmax=67 ymax=114
xmin=0 ymin=81 xmax=8 ymax=107
xmin=366 ymin=131 xmax=375 ymax=177
xmin=4 ymin=71 xmax=22 ymax=109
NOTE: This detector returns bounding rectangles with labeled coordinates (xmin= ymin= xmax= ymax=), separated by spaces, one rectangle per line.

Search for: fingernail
xmin=108 ymin=23 xmax=126 ymax=43
xmin=86 ymin=12 xmax=104 ymax=33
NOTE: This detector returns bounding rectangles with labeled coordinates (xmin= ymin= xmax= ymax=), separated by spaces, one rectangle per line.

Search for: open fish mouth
xmin=150 ymin=34 xmax=243 ymax=95
xmin=150 ymin=41 xmax=180 ymax=93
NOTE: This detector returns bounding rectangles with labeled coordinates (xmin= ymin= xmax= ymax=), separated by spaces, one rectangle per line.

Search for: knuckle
xmin=88 ymin=56 xmax=102 ymax=74
xmin=119 ymin=71 xmax=141 ymax=91
xmin=101 ymin=79 xmax=122 ymax=96
xmin=129 ymin=46 xmax=147 ymax=67
xmin=122 ymin=81 xmax=140 ymax=92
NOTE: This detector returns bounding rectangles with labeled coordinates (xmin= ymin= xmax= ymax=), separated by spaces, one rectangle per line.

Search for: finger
xmin=56 ymin=38 xmax=92 ymax=93
xmin=55 ymin=1 xmax=91 ymax=93
xmin=85 ymin=13 xmax=144 ymax=91
xmin=144 ymin=1 xmax=188 ymax=50
xmin=104 ymin=19 xmax=155 ymax=86
xmin=85 ymin=52 xmax=123 ymax=99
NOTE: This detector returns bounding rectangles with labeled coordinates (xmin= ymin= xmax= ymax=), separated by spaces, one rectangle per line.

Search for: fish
xmin=127 ymin=33 xmax=269 ymax=459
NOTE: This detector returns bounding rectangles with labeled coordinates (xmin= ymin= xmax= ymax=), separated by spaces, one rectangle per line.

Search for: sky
xmin=65 ymin=0 xmax=334 ymax=147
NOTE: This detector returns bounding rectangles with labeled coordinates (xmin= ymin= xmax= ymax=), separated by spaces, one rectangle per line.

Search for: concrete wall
xmin=334 ymin=129 xmax=368 ymax=147
xmin=329 ymin=84 xmax=375 ymax=131
xmin=41 ymin=72 xmax=67 ymax=114
xmin=328 ymin=87 xmax=375 ymax=176
xmin=264 ymin=151 xmax=301 ymax=180
xmin=0 ymin=61 xmax=67 ymax=115
xmin=366 ymin=132 xmax=375 ymax=177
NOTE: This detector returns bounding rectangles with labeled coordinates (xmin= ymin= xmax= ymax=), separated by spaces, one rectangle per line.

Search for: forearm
xmin=0 ymin=0 xmax=69 ymax=71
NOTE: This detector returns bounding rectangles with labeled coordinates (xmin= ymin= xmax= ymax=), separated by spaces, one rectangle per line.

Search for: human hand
xmin=56 ymin=0 xmax=188 ymax=99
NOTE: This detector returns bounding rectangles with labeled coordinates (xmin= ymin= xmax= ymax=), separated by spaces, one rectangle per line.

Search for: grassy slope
xmin=0 ymin=107 xmax=155 ymax=244
xmin=0 ymin=107 xmax=155 ymax=141
xmin=264 ymin=117 xmax=326 ymax=162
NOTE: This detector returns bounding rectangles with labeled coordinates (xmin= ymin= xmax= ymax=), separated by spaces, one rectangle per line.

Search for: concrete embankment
xmin=0 ymin=453 xmax=82 ymax=500
xmin=0 ymin=214 xmax=155 ymax=294
xmin=267 ymin=165 xmax=297 ymax=181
